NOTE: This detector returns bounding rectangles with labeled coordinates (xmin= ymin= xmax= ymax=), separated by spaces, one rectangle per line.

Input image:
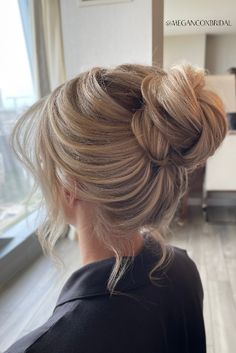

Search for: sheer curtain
xmin=28 ymin=0 xmax=66 ymax=98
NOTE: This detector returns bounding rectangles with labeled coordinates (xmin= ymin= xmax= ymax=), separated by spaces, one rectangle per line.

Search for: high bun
xmin=133 ymin=63 xmax=227 ymax=172
xmin=11 ymin=62 xmax=228 ymax=294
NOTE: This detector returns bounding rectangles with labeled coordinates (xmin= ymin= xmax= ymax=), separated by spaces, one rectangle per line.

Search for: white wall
xmin=205 ymin=34 xmax=236 ymax=74
xmin=60 ymin=0 xmax=152 ymax=79
xmin=164 ymin=0 xmax=236 ymax=35
xmin=164 ymin=34 xmax=206 ymax=69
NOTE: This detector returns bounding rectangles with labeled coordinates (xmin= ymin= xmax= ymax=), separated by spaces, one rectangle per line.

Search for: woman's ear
xmin=62 ymin=186 xmax=76 ymax=208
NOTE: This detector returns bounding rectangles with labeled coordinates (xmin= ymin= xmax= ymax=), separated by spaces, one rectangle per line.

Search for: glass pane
xmin=0 ymin=1 xmax=37 ymax=235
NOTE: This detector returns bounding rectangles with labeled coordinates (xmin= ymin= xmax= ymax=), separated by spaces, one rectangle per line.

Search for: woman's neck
xmin=68 ymin=199 xmax=145 ymax=266
xmin=76 ymin=228 xmax=145 ymax=266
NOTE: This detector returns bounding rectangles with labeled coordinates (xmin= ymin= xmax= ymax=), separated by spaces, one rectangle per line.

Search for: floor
xmin=0 ymin=206 xmax=235 ymax=353
xmin=170 ymin=206 xmax=236 ymax=353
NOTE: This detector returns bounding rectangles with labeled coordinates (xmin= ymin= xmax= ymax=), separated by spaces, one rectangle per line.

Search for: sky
xmin=0 ymin=0 xmax=34 ymax=108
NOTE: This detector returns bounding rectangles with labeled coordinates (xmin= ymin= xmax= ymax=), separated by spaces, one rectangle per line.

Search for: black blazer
xmin=5 ymin=234 xmax=206 ymax=353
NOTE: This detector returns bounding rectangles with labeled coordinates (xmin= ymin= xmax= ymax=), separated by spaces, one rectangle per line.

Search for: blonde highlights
xmin=11 ymin=63 xmax=228 ymax=294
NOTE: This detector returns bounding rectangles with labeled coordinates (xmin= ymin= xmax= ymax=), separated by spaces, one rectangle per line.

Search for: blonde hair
xmin=11 ymin=63 xmax=228 ymax=294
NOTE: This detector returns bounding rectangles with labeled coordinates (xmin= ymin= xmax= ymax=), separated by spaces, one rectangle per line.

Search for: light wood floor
xmin=0 ymin=206 xmax=235 ymax=353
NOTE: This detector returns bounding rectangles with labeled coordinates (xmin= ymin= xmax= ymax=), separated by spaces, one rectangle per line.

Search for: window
xmin=0 ymin=1 xmax=37 ymax=235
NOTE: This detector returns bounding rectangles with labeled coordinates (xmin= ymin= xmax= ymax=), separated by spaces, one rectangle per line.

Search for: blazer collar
xmin=55 ymin=233 xmax=162 ymax=308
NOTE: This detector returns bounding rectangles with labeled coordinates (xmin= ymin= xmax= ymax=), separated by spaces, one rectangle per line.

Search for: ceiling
xmin=164 ymin=0 xmax=236 ymax=35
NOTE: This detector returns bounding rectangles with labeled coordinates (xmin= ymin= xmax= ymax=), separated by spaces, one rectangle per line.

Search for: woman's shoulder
xmin=144 ymin=234 xmax=201 ymax=283
xmin=169 ymin=245 xmax=201 ymax=281
xmin=3 ymin=301 xmax=81 ymax=353
xmin=163 ymin=244 xmax=204 ymax=303
xmin=4 ymin=238 xmax=204 ymax=353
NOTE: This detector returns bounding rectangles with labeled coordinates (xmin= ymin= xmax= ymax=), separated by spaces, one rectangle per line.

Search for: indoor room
xmin=0 ymin=1 xmax=235 ymax=353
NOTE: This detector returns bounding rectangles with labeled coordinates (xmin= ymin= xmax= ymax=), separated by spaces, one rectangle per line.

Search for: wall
xmin=164 ymin=34 xmax=206 ymax=69
xmin=60 ymin=0 xmax=152 ymax=79
xmin=205 ymin=34 xmax=236 ymax=74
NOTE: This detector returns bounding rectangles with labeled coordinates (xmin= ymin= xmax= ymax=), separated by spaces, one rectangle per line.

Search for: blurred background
xmin=0 ymin=1 xmax=235 ymax=352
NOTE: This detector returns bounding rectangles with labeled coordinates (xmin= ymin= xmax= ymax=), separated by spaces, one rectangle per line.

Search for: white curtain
xmin=29 ymin=0 xmax=66 ymax=98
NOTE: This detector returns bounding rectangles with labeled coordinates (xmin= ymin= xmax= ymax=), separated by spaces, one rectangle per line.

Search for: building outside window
xmin=0 ymin=0 xmax=38 ymax=235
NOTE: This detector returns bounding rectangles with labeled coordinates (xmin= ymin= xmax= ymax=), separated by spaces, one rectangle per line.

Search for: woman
xmin=5 ymin=63 xmax=227 ymax=353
